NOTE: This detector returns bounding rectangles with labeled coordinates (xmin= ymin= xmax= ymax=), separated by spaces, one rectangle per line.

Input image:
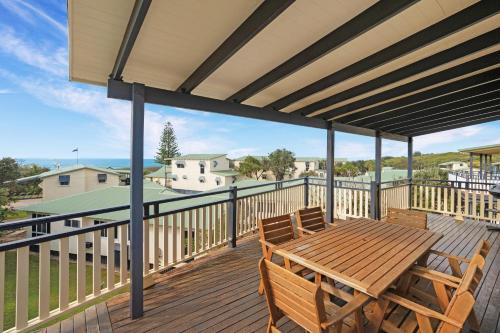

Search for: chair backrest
xmin=259 ymin=258 xmax=326 ymax=333
xmin=386 ymin=208 xmax=427 ymax=230
xmin=438 ymin=254 xmax=484 ymax=333
xmin=475 ymin=239 xmax=491 ymax=259
xmin=258 ymin=214 xmax=295 ymax=247
xmin=296 ymin=207 xmax=326 ymax=236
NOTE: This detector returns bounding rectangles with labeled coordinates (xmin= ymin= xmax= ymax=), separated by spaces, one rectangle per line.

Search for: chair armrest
xmin=382 ymin=292 xmax=462 ymax=328
xmin=428 ymin=250 xmax=471 ymax=263
xmin=297 ymin=227 xmax=316 ymax=235
xmin=410 ymin=266 xmax=462 ymax=284
xmin=321 ymin=293 xmax=371 ymax=329
xmin=408 ymin=267 xmax=460 ymax=288
xmin=258 ymin=239 xmax=276 ymax=249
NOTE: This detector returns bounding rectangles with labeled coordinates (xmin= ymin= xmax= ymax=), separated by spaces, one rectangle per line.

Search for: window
xmin=182 ymin=175 xmax=188 ymax=180
xmin=94 ymin=220 xmax=118 ymax=238
xmin=97 ymin=173 xmax=107 ymax=183
xmin=64 ymin=219 xmax=80 ymax=228
xmin=31 ymin=213 xmax=50 ymax=236
xmin=200 ymin=164 xmax=205 ymax=174
xmin=305 ymin=162 xmax=310 ymax=171
xmin=215 ymin=177 xmax=221 ymax=186
xmin=212 ymin=160 xmax=218 ymax=168
xmin=59 ymin=175 xmax=70 ymax=185
xmin=199 ymin=176 xmax=206 ymax=183
xmin=176 ymin=162 xmax=185 ymax=168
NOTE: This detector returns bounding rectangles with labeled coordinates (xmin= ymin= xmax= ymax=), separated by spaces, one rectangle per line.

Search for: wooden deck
xmin=40 ymin=214 xmax=500 ymax=332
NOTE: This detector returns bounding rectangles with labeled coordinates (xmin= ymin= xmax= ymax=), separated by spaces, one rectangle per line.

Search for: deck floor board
xmin=38 ymin=214 xmax=500 ymax=332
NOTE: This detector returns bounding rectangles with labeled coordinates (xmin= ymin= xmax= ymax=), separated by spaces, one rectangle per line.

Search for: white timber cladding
xmin=171 ymin=156 xmax=236 ymax=192
xmin=40 ymin=169 xmax=120 ymax=201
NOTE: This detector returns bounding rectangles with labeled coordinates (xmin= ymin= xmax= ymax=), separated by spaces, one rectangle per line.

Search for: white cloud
xmin=227 ymin=147 xmax=259 ymax=159
xmin=336 ymin=142 xmax=373 ymax=160
xmin=414 ymin=125 xmax=483 ymax=151
xmin=0 ymin=88 xmax=13 ymax=94
xmin=0 ymin=0 xmax=66 ymax=34
xmin=0 ymin=27 xmax=67 ymax=76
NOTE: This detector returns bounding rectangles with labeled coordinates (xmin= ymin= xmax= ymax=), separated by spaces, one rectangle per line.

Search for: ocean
xmin=16 ymin=158 xmax=162 ymax=169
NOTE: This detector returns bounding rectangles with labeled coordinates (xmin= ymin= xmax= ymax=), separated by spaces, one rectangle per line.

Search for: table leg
xmin=365 ymin=298 xmax=389 ymax=333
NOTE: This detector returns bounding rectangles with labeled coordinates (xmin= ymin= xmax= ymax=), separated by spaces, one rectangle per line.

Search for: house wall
xmin=148 ymin=176 xmax=171 ymax=187
xmin=172 ymin=156 xmax=231 ymax=191
xmin=41 ymin=169 xmax=119 ymax=201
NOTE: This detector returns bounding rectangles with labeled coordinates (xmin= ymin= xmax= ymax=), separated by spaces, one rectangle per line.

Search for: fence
xmin=0 ymin=176 xmax=497 ymax=332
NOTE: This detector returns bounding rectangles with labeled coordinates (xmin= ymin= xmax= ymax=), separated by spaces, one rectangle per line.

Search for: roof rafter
xmin=226 ymin=0 xmax=417 ymax=103
xmin=337 ymin=68 xmax=500 ymax=125
xmin=176 ymin=0 xmax=294 ymax=93
xmin=110 ymin=0 xmax=152 ymax=80
xmin=376 ymin=94 xmax=500 ymax=130
xmin=295 ymin=29 xmax=500 ymax=116
xmin=404 ymin=111 xmax=500 ymax=136
xmin=266 ymin=0 xmax=499 ymax=111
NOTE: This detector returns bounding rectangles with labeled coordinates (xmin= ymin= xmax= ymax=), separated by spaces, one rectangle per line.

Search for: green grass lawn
xmin=4 ymin=250 xmax=119 ymax=330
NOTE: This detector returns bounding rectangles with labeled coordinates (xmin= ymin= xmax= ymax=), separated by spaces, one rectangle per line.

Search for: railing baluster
xmin=107 ymin=227 xmax=115 ymax=290
xmin=39 ymin=242 xmax=50 ymax=320
xmin=77 ymin=234 xmax=86 ymax=303
xmin=202 ymin=207 xmax=207 ymax=251
xmin=153 ymin=214 xmax=159 ymax=270
xmin=59 ymin=238 xmax=69 ymax=310
xmin=172 ymin=213 xmax=178 ymax=262
xmin=208 ymin=207 xmax=213 ymax=248
xmin=162 ymin=215 xmax=168 ymax=267
xmin=143 ymin=218 xmax=149 ymax=274
xmin=188 ymin=210 xmax=193 ymax=257
xmin=194 ymin=208 xmax=200 ymax=254
xmin=15 ymin=246 xmax=29 ymax=330
xmin=119 ymin=224 xmax=128 ymax=284
xmin=93 ymin=230 xmax=101 ymax=296
xmin=180 ymin=211 xmax=186 ymax=259
xmin=443 ymin=187 xmax=448 ymax=213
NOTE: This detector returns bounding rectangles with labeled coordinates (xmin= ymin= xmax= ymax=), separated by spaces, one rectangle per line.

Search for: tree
xmin=237 ymin=156 xmax=269 ymax=180
xmin=268 ymin=149 xmax=296 ymax=181
xmin=155 ymin=122 xmax=180 ymax=165
xmin=299 ymin=170 xmax=318 ymax=177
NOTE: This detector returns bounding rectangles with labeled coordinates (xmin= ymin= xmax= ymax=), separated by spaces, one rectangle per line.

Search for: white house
xmin=145 ymin=165 xmax=173 ymax=187
xmin=233 ymin=156 xmax=347 ymax=179
xmin=171 ymin=154 xmax=238 ymax=193
xmin=438 ymin=161 xmax=469 ymax=171
xmin=16 ymin=165 xmax=121 ymax=201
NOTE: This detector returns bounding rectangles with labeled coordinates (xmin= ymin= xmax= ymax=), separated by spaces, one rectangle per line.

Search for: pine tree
xmin=155 ymin=122 xmax=181 ymax=165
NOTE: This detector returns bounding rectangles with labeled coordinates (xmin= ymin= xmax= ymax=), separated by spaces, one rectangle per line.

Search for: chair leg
xmin=258 ymin=279 xmax=265 ymax=295
xmin=365 ymin=298 xmax=389 ymax=333
xmin=266 ymin=317 xmax=273 ymax=333
xmin=468 ymin=309 xmax=481 ymax=332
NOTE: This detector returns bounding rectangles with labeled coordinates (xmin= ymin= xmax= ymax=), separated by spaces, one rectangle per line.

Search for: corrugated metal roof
xmin=16 ymin=165 xmax=120 ymax=183
xmin=211 ymin=170 xmax=239 ymax=176
xmin=176 ymin=154 xmax=227 ymax=160
xmin=146 ymin=165 xmax=172 ymax=178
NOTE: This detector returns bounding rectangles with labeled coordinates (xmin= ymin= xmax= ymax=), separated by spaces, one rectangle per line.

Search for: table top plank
xmin=273 ymin=219 xmax=442 ymax=298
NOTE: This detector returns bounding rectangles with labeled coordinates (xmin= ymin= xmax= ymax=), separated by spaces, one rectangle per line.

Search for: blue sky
xmin=0 ymin=0 xmax=497 ymax=161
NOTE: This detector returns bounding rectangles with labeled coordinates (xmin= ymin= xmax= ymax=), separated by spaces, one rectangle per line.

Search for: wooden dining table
xmin=273 ymin=217 xmax=442 ymax=299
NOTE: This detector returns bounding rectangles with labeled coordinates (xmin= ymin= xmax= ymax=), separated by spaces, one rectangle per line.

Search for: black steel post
xmin=370 ymin=181 xmax=377 ymax=220
xmin=304 ymin=177 xmax=309 ymax=208
xmin=326 ymin=124 xmax=335 ymax=223
xmin=130 ymin=82 xmax=145 ymax=319
xmin=407 ymin=136 xmax=413 ymax=209
xmin=374 ymin=132 xmax=382 ymax=219
xmin=227 ymin=186 xmax=237 ymax=248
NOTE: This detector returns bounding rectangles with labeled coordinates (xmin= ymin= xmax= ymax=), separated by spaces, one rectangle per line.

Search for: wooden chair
xmin=385 ymin=208 xmax=428 ymax=230
xmin=424 ymin=239 xmax=490 ymax=278
xmin=295 ymin=206 xmax=330 ymax=236
xmin=373 ymin=254 xmax=485 ymax=333
xmin=259 ymin=258 xmax=370 ymax=333
xmin=257 ymin=214 xmax=309 ymax=294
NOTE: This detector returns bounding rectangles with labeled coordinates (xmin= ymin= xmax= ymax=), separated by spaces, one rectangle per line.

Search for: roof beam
xmin=266 ymin=0 xmax=500 ymax=111
xmin=350 ymin=84 xmax=500 ymax=128
xmin=110 ymin=0 xmax=152 ymax=80
xmin=404 ymin=111 xmax=500 ymax=136
xmin=107 ymin=79 xmax=327 ymax=129
xmin=176 ymin=0 xmax=294 ymax=93
xmin=330 ymin=122 xmax=408 ymax=142
xmin=318 ymin=51 xmax=500 ymax=121
xmin=377 ymin=94 xmax=500 ymax=131
xmin=337 ymin=68 xmax=500 ymax=125
xmin=226 ymin=0 xmax=417 ymax=103
xmin=296 ymin=29 xmax=500 ymax=116
xmin=387 ymin=101 xmax=500 ymax=132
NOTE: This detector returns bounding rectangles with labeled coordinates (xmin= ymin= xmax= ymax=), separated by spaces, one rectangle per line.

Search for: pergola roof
xmin=459 ymin=143 xmax=500 ymax=155
xmin=68 ymin=0 xmax=500 ymax=139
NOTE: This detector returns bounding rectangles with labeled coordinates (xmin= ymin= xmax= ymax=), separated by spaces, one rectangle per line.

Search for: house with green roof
xmin=17 ymin=165 xmax=122 ymax=201
xmin=145 ymin=165 xmax=173 ymax=187
xmin=171 ymin=154 xmax=238 ymax=193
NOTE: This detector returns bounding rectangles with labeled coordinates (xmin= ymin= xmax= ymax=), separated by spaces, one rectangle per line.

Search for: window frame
xmin=97 ymin=173 xmax=108 ymax=183
xmin=58 ymin=174 xmax=70 ymax=186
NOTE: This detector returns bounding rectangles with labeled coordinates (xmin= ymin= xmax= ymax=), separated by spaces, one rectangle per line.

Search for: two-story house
xmin=171 ymin=154 xmax=238 ymax=193
xmin=16 ymin=165 xmax=121 ymax=201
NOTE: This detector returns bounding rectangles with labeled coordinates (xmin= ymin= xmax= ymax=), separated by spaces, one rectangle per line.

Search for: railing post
xmin=304 ymin=177 xmax=309 ymax=208
xmin=370 ymin=181 xmax=380 ymax=220
xmin=227 ymin=186 xmax=237 ymax=248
